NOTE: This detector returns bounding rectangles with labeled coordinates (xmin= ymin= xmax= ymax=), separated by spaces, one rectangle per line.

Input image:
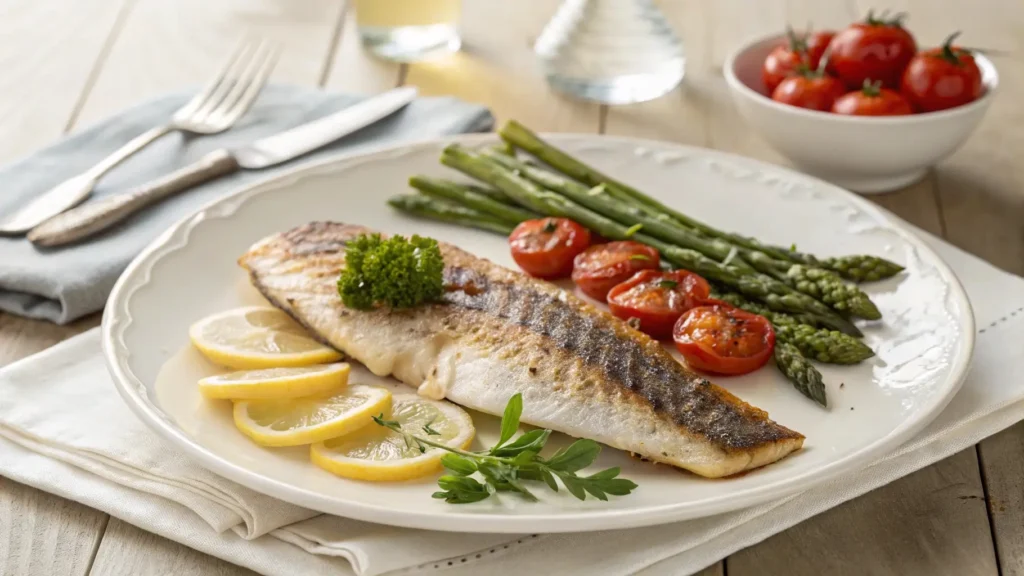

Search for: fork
xmin=0 ymin=37 xmax=280 ymax=235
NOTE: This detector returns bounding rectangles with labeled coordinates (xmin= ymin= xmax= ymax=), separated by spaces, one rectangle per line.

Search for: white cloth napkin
xmin=2 ymin=226 xmax=1024 ymax=576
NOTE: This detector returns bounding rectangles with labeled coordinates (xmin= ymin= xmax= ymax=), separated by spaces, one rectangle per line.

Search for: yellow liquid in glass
xmin=354 ymin=0 xmax=461 ymax=28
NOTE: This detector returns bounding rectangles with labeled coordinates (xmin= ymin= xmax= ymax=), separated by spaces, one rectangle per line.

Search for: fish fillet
xmin=238 ymin=222 xmax=804 ymax=478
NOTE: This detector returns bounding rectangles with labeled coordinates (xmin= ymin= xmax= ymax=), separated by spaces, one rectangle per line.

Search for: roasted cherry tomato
xmin=571 ymin=241 xmax=660 ymax=302
xmin=673 ymin=305 xmax=775 ymax=376
xmin=900 ymin=32 xmax=984 ymax=113
xmin=762 ymin=28 xmax=836 ymax=93
xmin=607 ymin=270 xmax=711 ymax=339
xmin=771 ymin=72 xmax=847 ymax=112
xmin=827 ymin=12 xmax=917 ymax=89
xmin=509 ymin=218 xmax=591 ymax=279
xmin=831 ymin=79 xmax=913 ymax=116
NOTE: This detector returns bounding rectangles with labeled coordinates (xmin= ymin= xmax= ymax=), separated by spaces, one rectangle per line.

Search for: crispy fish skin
xmin=238 ymin=222 xmax=804 ymax=478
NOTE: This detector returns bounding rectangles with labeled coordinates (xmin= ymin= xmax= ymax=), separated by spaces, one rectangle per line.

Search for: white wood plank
xmin=978 ymin=425 xmax=1024 ymax=576
xmin=74 ymin=0 xmax=346 ymax=126
xmin=727 ymin=449 xmax=999 ymax=575
xmin=88 ymin=519 xmax=256 ymax=576
xmin=0 ymin=0 xmax=127 ymax=163
xmin=0 ymin=479 xmax=108 ymax=576
xmin=322 ymin=1 xmax=403 ymax=93
xmin=404 ymin=0 xmax=599 ymax=132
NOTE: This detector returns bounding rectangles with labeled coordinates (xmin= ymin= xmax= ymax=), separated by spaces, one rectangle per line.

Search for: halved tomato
xmin=571 ymin=241 xmax=660 ymax=301
xmin=672 ymin=305 xmax=775 ymax=376
xmin=509 ymin=218 xmax=591 ymax=279
xmin=607 ymin=270 xmax=710 ymax=339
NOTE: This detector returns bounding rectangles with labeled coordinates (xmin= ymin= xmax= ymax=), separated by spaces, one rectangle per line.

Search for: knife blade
xmin=26 ymin=86 xmax=418 ymax=248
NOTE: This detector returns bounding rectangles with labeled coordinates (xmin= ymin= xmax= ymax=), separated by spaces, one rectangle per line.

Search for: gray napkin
xmin=0 ymin=85 xmax=494 ymax=324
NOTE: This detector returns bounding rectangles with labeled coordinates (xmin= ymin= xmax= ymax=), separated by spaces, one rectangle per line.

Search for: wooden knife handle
xmin=27 ymin=149 xmax=239 ymax=248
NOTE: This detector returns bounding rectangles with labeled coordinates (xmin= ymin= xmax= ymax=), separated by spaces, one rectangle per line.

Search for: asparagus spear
xmin=774 ymin=341 xmax=828 ymax=406
xmin=483 ymin=149 xmax=881 ymax=320
xmin=482 ymin=149 xmax=757 ymax=273
xmin=387 ymin=194 xmax=517 ymax=235
xmin=498 ymin=119 xmax=904 ymax=283
xmin=441 ymin=145 xmax=862 ymax=337
xmin=409 ymin=176 xmax=537 ymax=225
xmin=463 ymin=183 xmax=520 ymax=206
xmin=712 ymin=290 xmax=874 ymax=364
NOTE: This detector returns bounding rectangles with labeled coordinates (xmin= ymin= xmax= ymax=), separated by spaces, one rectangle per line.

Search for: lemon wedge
xmin=189 ymin=307 xmax=342 ymax=369
xmin=310 ymin=394 xmax=475 ymax=482
xmin=198 ymin=363 xmax=350 ymax=400
xmin=233 ymin=385 xmax=391 ymax=447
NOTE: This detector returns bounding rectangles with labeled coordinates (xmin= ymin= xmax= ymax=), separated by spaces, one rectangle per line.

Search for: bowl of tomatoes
xmin=723 ymin=13 xmax=998 ymax=194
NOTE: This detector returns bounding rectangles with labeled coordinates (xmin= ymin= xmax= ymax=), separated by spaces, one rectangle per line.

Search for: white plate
xmin=103 ymin=134 xmax=974 ymax=534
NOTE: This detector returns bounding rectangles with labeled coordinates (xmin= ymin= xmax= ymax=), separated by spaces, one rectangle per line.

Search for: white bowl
xmin=723 ymin=34 xmax=998 ymax=194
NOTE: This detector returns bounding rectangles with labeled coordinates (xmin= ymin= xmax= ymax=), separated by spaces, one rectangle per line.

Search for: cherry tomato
xmin=571 ymin=241 xmax=660 ymax=302
xmin=762 ymin=28 xmax=836 ymax=93
xmin=804 ymin=30 xmax=836 ymax=69
xmin=831 ymin=79 xmax=913 ymax=116
xmin=606 ymin=270 xmax=711 ymax=339
xmin=509 ymin=218 xmax=591 ymax=279
xmin=772 ymin=74 xmax=847 ymax=111
xmin=900 ymin=32 xmax=984 ymax=113
xmin=673 ymin=305 xmax=775 ymax=376
xmin=828 ymin=12 xmax=917 ymax=89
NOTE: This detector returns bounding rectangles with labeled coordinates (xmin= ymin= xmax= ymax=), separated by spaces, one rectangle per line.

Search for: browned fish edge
xmin=239 ymin=222 xmax=805 ymax=460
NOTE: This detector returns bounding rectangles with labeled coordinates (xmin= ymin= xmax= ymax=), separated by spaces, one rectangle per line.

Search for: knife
xmin=26 ymin=86 xmax=419 ymax=248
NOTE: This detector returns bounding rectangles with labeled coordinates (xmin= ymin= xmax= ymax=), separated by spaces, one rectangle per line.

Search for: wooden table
xmin=2 ymin=0 xmax=1022 ymax=574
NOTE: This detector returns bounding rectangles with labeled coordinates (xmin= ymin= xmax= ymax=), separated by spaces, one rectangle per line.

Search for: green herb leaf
xmin=624 ymin=223 xmax=643 ymax=237
xmin=583 ymin=483 xmax=608 ymax=501
xmin=629 ymin=254 xmax=651 ymax=261
xmin=372 ymin=413 xmax=401 ymax=429
xmin=422 ymin=417 xmax=441 ymax=436
xmin=545 ymin=439 xmax=601 ymax=473
xmin=512 ymin=450 xmax=541 ymax=466
xmin=541 ymin=469 xmax=559 ymax=492
xmin=441 ymin=454 xmax=478 ymax=476
xmin=657 ymin=279 xmax=678 ymax=290
xmin=591 ymin=477 xmax=638 ymax=496
xmin=493 ymin=393 xmax=523 ymax=450
xmin=584 ymin=467 xmax=620 ymax=481
xmin=557 ymin=471 xmax=587 ymax=500
xmin=542 ymin=219 xmax=558 ymax=233
xmin=490 ymin=429 xmax=550 ymax=457
xmin=438 ymin=474 xmax=488 ymax=494
xmin=505 ymin=478 xmax=538 ymax=501
xmin=373 ymin=394 xmax=635 ymax=505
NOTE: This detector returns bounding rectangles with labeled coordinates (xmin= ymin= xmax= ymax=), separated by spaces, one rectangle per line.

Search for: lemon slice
xmin=189 ymin=307 xmax=342 ymax=369
xmin=233 ymin=385 xmax=391 ymax=447
xmin=310 ymin=394 xmax=475 ymax=482
xmin=198 ymin=363 xmax=350 ymax=400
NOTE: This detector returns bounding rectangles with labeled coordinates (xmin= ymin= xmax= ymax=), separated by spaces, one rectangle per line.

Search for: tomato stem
xmin=860 ymin=79 xmax=882 ymax=97
xmin=785 ymin=24 xmax=809 ymax=54
xmin=795 ymin=44 xmax=831 ymax=79
xmin=937 ymin=31 xmax=966 ymax=65
xmin=865 ymin=9 xmax=907 ymax=27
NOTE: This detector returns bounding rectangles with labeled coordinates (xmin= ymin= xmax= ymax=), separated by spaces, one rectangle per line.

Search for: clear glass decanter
xmin=534 ymin=0 xmax=685 ymax=104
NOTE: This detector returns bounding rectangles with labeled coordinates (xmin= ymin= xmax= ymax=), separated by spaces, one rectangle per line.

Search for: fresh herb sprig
xmin=371 ymin=393 xmax=637 ymax=504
